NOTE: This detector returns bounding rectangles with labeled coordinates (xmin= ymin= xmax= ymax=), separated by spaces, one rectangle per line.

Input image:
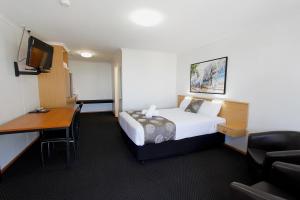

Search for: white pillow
xmin=197 ymin=100 xmax=222 ymax=117
xmin=179 ymin=97 xmax=192 ymax=110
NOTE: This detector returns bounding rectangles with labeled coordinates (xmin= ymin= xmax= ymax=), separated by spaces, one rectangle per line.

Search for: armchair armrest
xmin=230 ymin=182 xmax=285 ymax=200
xmin=248 ymin=132 xmax=289 ymax=151
xmin=263 ymin=150 xmax=300 ymax=175
xmin=267 ymin=150 xmax=300 ymax=158
xmin=265 ymin=150 xmax=300 ymax=163
xmin=270 ymin=162 xmax=300 ymax=193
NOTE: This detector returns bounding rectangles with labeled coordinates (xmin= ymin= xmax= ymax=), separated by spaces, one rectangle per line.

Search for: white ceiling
xmin=0 ymin=0 xmax=299 ymax=60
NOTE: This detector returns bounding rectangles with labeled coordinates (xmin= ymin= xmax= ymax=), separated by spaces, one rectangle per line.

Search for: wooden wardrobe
xmin=38 ymin=45 xmax=76 ymax=108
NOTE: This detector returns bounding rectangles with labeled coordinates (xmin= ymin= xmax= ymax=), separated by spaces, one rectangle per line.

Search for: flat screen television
xmin=26 ymin=36 xmax=54 ymax=71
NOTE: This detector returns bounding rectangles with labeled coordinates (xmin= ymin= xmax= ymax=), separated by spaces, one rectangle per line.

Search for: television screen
xmin=26 ymin=36 xmax=53 ymax=71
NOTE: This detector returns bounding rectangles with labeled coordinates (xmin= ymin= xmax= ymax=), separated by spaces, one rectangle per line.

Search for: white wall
xmin=69 ymin=60 xmax=113 ymax=99
xmin=121 ymin=48 xmax=177 ymax=111
xmin=0 ymin=15 xmax=40 ymax=170
xmin=176 ymin=12 xmax=300 ymax=152
xmin=69 ymin=60 xmax=113 ymax=112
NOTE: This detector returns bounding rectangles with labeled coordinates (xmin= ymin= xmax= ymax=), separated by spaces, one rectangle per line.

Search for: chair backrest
xmin=248 ymin=131 xmax=300 ymax=151
xmin=248 ymin=131 xmax=290 ymax=151
xmin=72 ymin=107 xmax=81 ymax=141
xmin=286 ymin=131 xmax=300 ymax=150
xmin=79 ymin=102 xmax=83 ymax=110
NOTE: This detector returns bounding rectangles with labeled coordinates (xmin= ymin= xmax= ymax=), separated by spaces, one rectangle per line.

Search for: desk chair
xmin=40 ymin=106 xmax=82 ymax=166
xmin=79 ymin=102 xmax=83 ymax=110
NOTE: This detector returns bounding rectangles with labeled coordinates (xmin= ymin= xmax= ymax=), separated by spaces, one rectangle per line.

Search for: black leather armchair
xmin=231 ymin=162 xmax=300 ymax=200
xmin=247 ymin=131 xmax=300 ymax=175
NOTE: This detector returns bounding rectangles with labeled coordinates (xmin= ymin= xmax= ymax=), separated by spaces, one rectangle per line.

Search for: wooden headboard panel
xmin=178 ymin=95 xmax=249 ymax=129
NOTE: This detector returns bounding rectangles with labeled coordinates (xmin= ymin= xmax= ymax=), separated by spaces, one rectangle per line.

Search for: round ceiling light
xmin=80 ymin=51 xmax=93 ymax=58
xmin=60 ymin=0 xmax=71 ymax=7
xmin=130 ymin=9 xmax=163 ymax=27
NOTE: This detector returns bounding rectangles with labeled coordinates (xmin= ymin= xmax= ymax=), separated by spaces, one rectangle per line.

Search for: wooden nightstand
xmin=217 ymin=124 xmax=247 ymax=137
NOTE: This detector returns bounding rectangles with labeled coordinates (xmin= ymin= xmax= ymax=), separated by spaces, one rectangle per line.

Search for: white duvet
xmin=119 ymin=108 xmax=226 ymax=146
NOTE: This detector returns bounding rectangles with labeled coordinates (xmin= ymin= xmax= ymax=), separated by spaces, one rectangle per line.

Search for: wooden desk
xmin=0 ymin=107 xmax=76 ymax=166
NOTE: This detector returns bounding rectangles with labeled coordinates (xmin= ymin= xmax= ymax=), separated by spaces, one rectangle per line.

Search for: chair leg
xmin=40 ymin=143 xmax=45 ymax=167
xmin=47 ymin=143 xmax=51 ymax=158
xmin=50 ymin=142 xmax=54 ymax=152
xmin=76 ymin=143 xmax=79 ymax=160
xmin=72 ymin=142 xmax=76 ymax=160
xmin=76 ymin=131 xmax=80 ymax=157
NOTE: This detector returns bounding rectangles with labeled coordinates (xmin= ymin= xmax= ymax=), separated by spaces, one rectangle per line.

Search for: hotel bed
xmin=119 ymin=108 xmax=225 ymax=146
xmin=119 ymin=107 xmax=226 ymax=161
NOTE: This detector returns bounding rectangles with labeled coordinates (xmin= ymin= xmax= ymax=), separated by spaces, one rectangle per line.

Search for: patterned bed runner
xmin=127 ymin=111 xmax=176 ymax=144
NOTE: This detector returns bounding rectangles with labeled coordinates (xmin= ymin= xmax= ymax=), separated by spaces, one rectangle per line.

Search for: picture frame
xmin=190 ymin=57 xmax=228 ymax=94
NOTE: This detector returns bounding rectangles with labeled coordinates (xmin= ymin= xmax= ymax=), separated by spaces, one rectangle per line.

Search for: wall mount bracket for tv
xmin=13 ymin=27 xmax=45 ymax=77
xmin=14 ymin=61 xmax=41 ymax=77
xmin=13 ymin=27 xmax=41 ymax=77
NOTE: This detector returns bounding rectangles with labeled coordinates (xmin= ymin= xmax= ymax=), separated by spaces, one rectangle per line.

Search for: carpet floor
xmin=0 ymin=112 xmax=254 ymax=200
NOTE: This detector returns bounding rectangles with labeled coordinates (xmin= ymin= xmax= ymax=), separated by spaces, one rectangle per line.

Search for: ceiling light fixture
xmin=130 ymin=9 xmax=163 ymax=27
xmin=80 ymin=51 xmax=93 ymax=58
xmin=60 ymin=0 xmax=71 ymax=7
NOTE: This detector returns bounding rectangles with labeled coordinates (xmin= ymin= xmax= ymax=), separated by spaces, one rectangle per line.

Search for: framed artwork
xmin=190 ymin=57 xmax=228 ymax=94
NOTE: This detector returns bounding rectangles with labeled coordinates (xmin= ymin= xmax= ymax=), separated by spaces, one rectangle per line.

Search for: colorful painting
xmin=190 ymin=57 xmax=228 ymax=94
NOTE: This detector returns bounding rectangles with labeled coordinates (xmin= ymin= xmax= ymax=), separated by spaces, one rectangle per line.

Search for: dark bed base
xmin=121 ymin=130 xmax=225 ymax=161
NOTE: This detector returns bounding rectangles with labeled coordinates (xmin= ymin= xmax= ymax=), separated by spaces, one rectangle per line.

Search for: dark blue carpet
xmin=0 ymin=112 xmax=254 ymax=200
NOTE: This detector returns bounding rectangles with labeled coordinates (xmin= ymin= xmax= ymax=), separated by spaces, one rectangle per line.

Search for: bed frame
xmin=121 ymin=95 xmax=248 ymax=161
xmin=121 ymin=130 xmax=225 ymax=161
